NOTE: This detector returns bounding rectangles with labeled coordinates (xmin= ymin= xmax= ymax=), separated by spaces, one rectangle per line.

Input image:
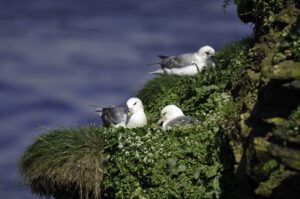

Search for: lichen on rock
xmin=229 ymin=0 xmax=300 ymax=198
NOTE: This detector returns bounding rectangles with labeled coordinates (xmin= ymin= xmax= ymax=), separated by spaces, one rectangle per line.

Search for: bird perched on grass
xmin=90 ymin=97 xmax=147 ymax=128
xmin=147 ymin=45 xmax=215 ymax=76
xmin=126 ymin=97 xmax=147 ymax=128
xmin=158 ymin=105 xmax=191 ymax=130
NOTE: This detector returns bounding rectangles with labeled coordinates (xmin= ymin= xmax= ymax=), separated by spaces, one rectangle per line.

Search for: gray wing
xmin=165 ymin=116 xmax=192 ymax=129
xmin=101 ymin=106 xmax=127 ymax=127
xmin=161 ymin=53 xmax=195 ymax=69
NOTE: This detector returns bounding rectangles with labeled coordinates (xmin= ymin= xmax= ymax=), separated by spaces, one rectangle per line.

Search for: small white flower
xmin=118 ymin=135 xmax=122 ymax=141
xmin=143 ymin=157 xmax=147 ymax=162
xmin=135 ymin=151 xmax=140 ymax=158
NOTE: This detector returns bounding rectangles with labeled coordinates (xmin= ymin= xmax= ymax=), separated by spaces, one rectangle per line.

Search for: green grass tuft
xmin=19 ymin=126 xmax=105 ymax=199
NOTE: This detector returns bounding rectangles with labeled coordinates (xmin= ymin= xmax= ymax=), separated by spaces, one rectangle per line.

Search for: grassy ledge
xmin=19 ymin=39 xmax=250 ymax=199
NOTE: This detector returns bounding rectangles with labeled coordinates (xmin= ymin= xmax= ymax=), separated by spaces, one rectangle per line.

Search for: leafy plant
xmin=102 ymin=125 xmax=222 ymax=198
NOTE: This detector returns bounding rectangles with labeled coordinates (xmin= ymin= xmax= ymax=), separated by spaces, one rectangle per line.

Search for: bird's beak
xmin=127 ymin=108 xmax=133 ymax=117
xmin=210 ymin=55 xmax=216 ymax=62
xmin=157 ymin=118 xmax=164 ymax=126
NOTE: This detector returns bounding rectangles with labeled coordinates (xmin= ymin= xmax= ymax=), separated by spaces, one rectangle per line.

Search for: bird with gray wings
xmin=90 ymin=97 xmax=147 ymax=128
xmin=90 ymin=105 xmax=127 ymax=128
xmin=158 ymin=105 xmax=192 ymax=130
xmin=147 ymin=45 xmax=215 ymax=76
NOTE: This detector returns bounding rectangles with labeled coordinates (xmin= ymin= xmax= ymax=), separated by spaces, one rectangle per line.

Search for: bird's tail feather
xmin=145 ymin=55 xmax=168 ymax=66
xmin=88 ymin=104 xmax=102 ymax=108
xmin=145 ymin=62 xmax=161 ymax=66
xmin=88 ymin=105 xmax=103 ymax=112
xmin=94 ymin=108 xmax=103 ymax=113
xmin=158 ymin=55 xmax=168 ymax=59
xmin=150 ymin=69 xmax=165 ymax=75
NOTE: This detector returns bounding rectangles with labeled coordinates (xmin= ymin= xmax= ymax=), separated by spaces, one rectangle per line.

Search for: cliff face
xmin=230 ymin=1 xmax=300 ymax=198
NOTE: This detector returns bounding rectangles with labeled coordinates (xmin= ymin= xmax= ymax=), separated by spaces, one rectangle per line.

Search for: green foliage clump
xmin=102 ymin=125 xmax=222 ymax=198
xmin=225 ymin=0 xmax=291 ymax=36
xmin=19 ymin=126 xmax=105 ymax=199
xmin=274 ymin=15 xmax=300 ymax=63
xmin=286 ymin=105 xmax=300 ymax=137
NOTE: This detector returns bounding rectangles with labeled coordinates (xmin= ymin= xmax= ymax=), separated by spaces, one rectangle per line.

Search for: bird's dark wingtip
xmin=158 ymin=55 xmax=168 ymax=59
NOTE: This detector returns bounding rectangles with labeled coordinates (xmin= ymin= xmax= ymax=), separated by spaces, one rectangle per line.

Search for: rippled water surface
xmin=0 ymin=0 xmax=251 ymax=198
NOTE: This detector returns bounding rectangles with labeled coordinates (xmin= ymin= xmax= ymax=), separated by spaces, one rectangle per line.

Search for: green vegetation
xmin=102 ymin=125 xmax=222 ymax=198
xmin=19 ymin=127 xmax=105 ymax=199
xmin=286 ymin=106 xmax=300 ymax=137
xmin=224 ymin=0 xmax=288 ymax=24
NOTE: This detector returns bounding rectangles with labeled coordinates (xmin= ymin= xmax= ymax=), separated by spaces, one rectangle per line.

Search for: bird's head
xmin=158 ymin=105 xmax=184 ymax=125
xmin=198 ymin=45 xmax=215 ymax=59
xmin=126 ymin=97 xmax=144 ymax=115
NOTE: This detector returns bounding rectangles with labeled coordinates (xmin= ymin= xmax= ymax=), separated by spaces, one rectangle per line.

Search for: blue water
xmin=0 ymin=0 xmax=251 ymax=198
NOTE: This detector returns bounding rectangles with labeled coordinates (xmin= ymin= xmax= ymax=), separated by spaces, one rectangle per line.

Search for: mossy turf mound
xmin=102 ymin=125 xmax=222 ymax=198
xmin=19 ymin=40 xmax=250 ymax=199
xmin=19 ymin=127 xmax=105 ymax=199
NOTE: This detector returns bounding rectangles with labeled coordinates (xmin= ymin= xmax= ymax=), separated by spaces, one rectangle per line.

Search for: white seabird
xmin=158 ymin=105 xmax=191 ymax=130
xmin=148 ymin=45 xmax=215 ymax=76
xmin=125 ymin=97 xmax=147 ymax=128
xmin=90 ymin=97 xmax=147 ymax=128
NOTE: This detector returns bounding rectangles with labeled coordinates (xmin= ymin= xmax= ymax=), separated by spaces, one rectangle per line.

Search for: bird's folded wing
xmin=161 ymin=57 xmax=187 ymax=69
xmin=102 ymin=107 xmax=126 ymax=126
xmin=165 ymin=116 xmax=192 ymax=128
xmin=110 ymin=107 xmax=127 ymax=124
xmin=162 ymin=54 xmax=195 ymax=69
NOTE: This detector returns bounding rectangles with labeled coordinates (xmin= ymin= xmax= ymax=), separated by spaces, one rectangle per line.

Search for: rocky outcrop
xmin=231 ymin=1 xmax=300 ymax=198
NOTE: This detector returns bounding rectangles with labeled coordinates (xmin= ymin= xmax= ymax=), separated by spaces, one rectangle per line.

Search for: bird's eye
xmin=205 ymin=52 xmax=210 ymax=55
xmin=133 ymin=102 xmax=137 ymax=105
xmin=162 ymin=112 xmax=167 ymax=116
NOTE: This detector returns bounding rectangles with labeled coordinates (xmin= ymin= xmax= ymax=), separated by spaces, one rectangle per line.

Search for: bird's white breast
xmin=126 ymin=111 xmax=147 ymax=128
xmin=167 ymin=64 xmax=205 ymax=76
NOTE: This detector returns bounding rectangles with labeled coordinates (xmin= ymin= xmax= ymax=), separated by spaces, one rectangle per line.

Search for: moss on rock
xmin=231 ymin=1 xmax=300 ymax=198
